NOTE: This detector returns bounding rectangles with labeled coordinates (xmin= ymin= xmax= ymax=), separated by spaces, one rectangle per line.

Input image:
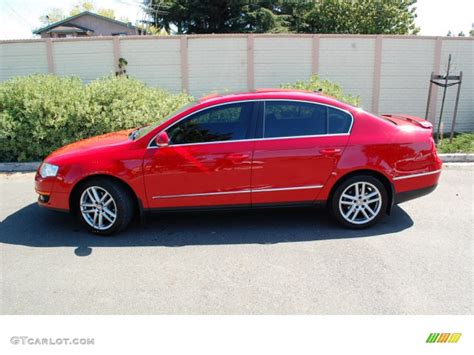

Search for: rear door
xmin=251 ymin=100 xmax=352 ymax=205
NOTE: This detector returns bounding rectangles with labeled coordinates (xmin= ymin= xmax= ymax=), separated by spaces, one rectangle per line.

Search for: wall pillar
xmin=427 ymin=37 xmax=443 ymax=123
xmin=311 ymin=34 xmax=320 ymax=75
xmin=247 ymin=34 xmax=255 ymax=91
xmin=371 ymin=35 xmax=383 ymax=114
xmin=180 ymin=36 xmax=189 ymax=93
xmin=113 ymin=36 xmax=121 ymax=74
xmin=45 ymin=38 xmax=55 ymax=74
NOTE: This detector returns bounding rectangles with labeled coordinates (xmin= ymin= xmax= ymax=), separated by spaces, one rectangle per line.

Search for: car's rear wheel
xmin=329 ymin=175 xmax=387 ymax=229
xmin=76 ymin=178 xmax=134 ymax=235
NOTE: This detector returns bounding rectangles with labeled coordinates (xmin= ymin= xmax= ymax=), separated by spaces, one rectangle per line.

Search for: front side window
xmin=166 ymin=102 xmax=254 ymax=145
xmin=263 ymin=101 xmax=352 ymax=138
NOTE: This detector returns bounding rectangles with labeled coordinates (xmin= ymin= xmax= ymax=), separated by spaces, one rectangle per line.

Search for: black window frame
xmin=256 ymin=100 xmax=353 ymax=139
xmin=153 ymin=101 xmax=259 ymax=147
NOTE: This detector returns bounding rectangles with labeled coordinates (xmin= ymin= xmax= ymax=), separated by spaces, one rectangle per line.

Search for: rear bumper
xmin=393 ymin=168 xmax=441 ymax=194
xmin=394 ymin=184 xmax=438 ymax=204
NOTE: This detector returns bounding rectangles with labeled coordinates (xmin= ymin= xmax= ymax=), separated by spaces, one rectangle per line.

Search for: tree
xmin=70 ymin=1 xmax=95 ymax=16
xmin=40 ymin=1 xmax=116 ymax=25
xmin=39 ymin=8 xmax=65 ymax=25
xmin=70 ymin=1 xmax=116 ymax=19
xmin=97 ymin=8 xmax=116 ymax=19
xmin=470 ymin=29 xmax=474 ymax=37
xmin=143 ymin=0 xmax=289 ymax=34
xmin=287 ymin=0 xmax=419 ymax=34
xmin=446 ymin=30 xmax=452 ymax=36
xmin=143 ymin=0 xmax=420 ymax=34
xmin=457 ymin=31 xmax=465 ymax=37
xmin=139 ymin=23 xmax=169 ymax=35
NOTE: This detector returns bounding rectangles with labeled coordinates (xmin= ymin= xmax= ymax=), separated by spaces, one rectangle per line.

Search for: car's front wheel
xmin=76 ymin=178 xmax=134 ymax=235
xmin=329 ymin=175 xmax=388 ymax=229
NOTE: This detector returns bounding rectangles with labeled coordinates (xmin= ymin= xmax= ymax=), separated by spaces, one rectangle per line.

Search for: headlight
xmin=39 ymin=163 xmax=59 ymax=178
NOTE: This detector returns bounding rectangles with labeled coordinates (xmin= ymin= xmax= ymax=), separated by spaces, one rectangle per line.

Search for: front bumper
xmin=35 ymin=173 xmax=69 ymax=212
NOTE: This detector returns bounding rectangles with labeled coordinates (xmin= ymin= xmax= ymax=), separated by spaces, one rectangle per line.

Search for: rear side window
xmin=166 ymin=102 xmax=254 ymax=145
xmin=263 ymin=101 xmax=352 ymax=138
xmin=264 ymin=101 xmax=327 ymax=138
xmin=328 ymin=107 xmax=352 ymax=134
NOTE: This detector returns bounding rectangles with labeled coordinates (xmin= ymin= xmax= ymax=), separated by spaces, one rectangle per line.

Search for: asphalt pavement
xmin=0 ymin=164 xmax=472 ymax=314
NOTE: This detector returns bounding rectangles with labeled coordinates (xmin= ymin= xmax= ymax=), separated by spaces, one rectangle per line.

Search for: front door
xmin=251 ymin=100 xmax=352 ymax=205
xmin=143 ymin=102 xmax=257 ymax=209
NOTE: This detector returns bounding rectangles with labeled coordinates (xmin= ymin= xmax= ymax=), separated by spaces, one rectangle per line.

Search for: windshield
xmin=130 ymin=101 xmax=198 ymax=140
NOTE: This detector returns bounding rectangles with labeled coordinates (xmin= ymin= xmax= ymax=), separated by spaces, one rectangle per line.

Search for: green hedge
xmin=437 ymin=133 xmax=474 ymax=153
xmin=0 ymin=74 xmax=358 ymax=162
xmin=281 ymin=74 xmax=360 ymax=106
xmin=0 ymin=75 xmax=192 ymax=161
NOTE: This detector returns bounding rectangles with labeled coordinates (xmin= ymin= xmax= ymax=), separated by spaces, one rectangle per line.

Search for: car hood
xmin=46 ymin=129 xmax=134 ymax=161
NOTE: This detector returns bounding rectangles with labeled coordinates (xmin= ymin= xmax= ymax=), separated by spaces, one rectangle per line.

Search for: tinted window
xmin=135 ymin=101 xmax=198 ymax=140
xmin=264 ymin=101 xmax=327 ymax=138
xmin=328 ymin=107 xmax=352 ymax=134
xmin=166 ymin=102 xmax=253 ymax=145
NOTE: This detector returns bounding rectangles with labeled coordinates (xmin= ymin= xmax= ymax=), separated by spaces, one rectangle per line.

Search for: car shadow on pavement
xmin=0 ymin=203 xmax=414 ymax=256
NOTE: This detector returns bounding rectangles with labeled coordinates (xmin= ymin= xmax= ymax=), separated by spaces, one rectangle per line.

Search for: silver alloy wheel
xmin=80 ymin=186 xmax=117 ymax=230
xmin=338 ymin=181 xmax=382 ymax=225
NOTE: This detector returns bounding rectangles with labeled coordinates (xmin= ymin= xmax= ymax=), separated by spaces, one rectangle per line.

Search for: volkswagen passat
xmin=35 ymin=90 xmax=442 ymax=235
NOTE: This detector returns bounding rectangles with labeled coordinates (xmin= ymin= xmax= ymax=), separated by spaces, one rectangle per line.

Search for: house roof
xmin=46 ymin=24 xmax=93 ymax=34
xmin=33 ymin=11 xmax=136 ymax=35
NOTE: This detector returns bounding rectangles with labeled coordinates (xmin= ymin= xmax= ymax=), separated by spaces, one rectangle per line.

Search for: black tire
xmin=75 ymin=178 xmax=134 ymax=236
xmin=329 ymin=175 xmax=388 ymax=229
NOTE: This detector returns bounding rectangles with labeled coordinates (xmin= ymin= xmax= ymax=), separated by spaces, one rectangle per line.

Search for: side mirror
xmin=155 ymin=131 xmax=169 ymax=147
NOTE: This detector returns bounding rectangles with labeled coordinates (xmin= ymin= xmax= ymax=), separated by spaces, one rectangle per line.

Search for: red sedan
xmin=35 ymin=90 xmax=442 ymax=235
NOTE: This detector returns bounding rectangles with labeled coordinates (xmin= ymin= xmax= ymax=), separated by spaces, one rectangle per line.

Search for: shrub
xmin=83 ymin=76 xmax=191 ymax=136
xmin=280 ymin=74 xmax=360 ymax=106
xmin=0 ymin=75 xmax=86 ymax=162
xmin=0 ymin=75 xmax=192 ymax=162
xmin=437 ymin=133 xmax=474 ymax=153
xmin=0 ymin=74 xmax=359 ymax=162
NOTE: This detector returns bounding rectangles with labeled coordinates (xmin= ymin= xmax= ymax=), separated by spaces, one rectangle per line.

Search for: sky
xmin=0 ymin=0 xmax=473 ymax=40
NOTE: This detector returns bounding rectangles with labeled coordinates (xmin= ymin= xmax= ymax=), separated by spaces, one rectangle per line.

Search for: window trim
xmin=148 ymin=99 xmax=354 ymax=149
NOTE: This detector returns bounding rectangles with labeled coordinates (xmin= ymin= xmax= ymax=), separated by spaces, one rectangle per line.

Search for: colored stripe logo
xmin=426 ymin=333 xmax=462 ymax=343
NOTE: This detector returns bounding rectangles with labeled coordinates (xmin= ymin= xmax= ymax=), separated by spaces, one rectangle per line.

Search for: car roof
xmin=198 ymin=89 xmax=356 ymax=112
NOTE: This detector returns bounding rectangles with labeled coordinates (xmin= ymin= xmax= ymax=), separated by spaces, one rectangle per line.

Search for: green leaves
xmin=144 ymin=0 xmax=419 ymax=35
xmin=0 ymin=73 xmax=360 ymax=162
xmin=295 ymin=0 xmax=419 ymax=34
xmin=437 ymin=133 xmax=474 ymax=153
xmin=281 ymin=74 xmax=360 ymax=107
xmin=0 ymin=75 xmax=192 ymax=162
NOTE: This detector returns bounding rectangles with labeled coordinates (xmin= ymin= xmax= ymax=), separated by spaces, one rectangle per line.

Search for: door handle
xmin=228 ymin=153 xmax=250 ymax=162
xmin=320 ymin=148 xmax=342 ymax=155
